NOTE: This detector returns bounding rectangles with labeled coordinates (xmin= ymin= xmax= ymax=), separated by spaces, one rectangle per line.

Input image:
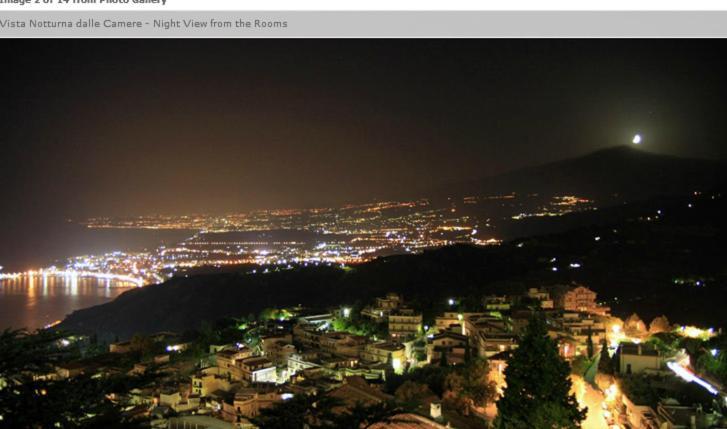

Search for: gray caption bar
xmin=0 ymin=11 xmax=726 ymax=37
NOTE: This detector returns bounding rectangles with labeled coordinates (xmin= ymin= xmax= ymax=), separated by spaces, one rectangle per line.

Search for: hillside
xmin=437 ymin=145 xmax=726 ymax=202
xmin=58 ymin=187 xmax=727 ymax=340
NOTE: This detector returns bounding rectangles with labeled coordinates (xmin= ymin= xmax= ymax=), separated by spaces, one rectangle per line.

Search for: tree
xmin=394 ymin=381 xmax=434 ymax=408
xmin=253 ymin=394 xmax=339 ymax=429
xmin=443 ymin=372 xmax=465 ymax=393
xmin=598 ymin=338 xmax=613 ymax=375
xmin=331 ymin=312 xmax=387 ymax=339
xmin=440 ymin=358 xmax=497 ymax=417
xmin=439 ymin=350 xmax=449 ymax=367
xmin=697 ymin=334 xmax=727 ymax=385
xmin=385 ymin=365 xmax=452 ymax=397
xmin=129 ymin=333 xmax=154 ymax=358
xmin=649 ymin=315 xmax=671 ymax=335
xmin=443 ymin=390 xmax=471 ymax=415
xmin=461 ymin=357 xmax=496 ymax=407
xmin=586 ymin=330 xmax=595 ymax=359
xmin=495 ymin=316 xmax=587 ymax=429
xmin=334 ymin=401 xmax=401 ymax=429
xmin=611 ymin=345 xmax=621 ymax=374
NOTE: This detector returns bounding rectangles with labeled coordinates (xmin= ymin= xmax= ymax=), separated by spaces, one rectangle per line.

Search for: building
xmin=389 ymin=308 xmax=422 ymax=341
xmin=474 ymin=331 xmax=518 ymax=358
xmin=376 ymin=293 xmax=402 ymax=311
xmin=159 ymin=389 xmax=201 ymax=413
xmin=464 ymin=313 xmax=509 ymax=337
xmin=553 ymin=335 xmax=579 ymax=360
xmin=655 ymin=400 xmax=721 ymax=429
xmin=369 ymin=413 xmax=450 ymax=429
xmin=483 ymin=295 xmax=512 ymax=311
xmin=618 ymin=342 xmax=664 ymax=374
xmin=319 ymin=332 xmax=368 ymax=358
xmin=427 ymin=331 xmax=469 ymax=365
xmin=294 ymin=322 xmax=367 ymax=356
xmin=109 ymin=340 xmax=132 ymax=354
xmin=510 ymin=309 xmax=537 ymax=334
xmin=361 ymin=293 xmax=403 ymax=321
xmin=555 ymin=285 xmax=610 ymax=316
xmin=168 ymin=416 xmax=240 ymax=429
xmin=326 ymin=376 xmax=393 ymax=409
xmin=435 ymin=312 xmax=501 ymax=336
xmin=237 ymin=356 xmax=277 ymax=383
xmin=287 ymin=352 xmax=323 ymax=377
xmin=296 ymin=313 xmax=334 ymax=327
xmin=293 ymin=323 xmax=323 ymax=350
xmin=228 ymin=388 xmax=282 ymax=419
xmin=55 ymin=362 xmax=87 ymax=379
xmin=526 ymin=287 xmax=554 ymax=309
xmin=192 ymin=368 xmax=235 ymax=397
xmin=622 ymin=394 xmax=659 ymax=429
xmin=435 ymin=312 xmax=467 ymax=334
xmin=333 ymin=362 xmax=388 ymax=381
xmin=361 ymin=341 xmax=406 ymax=371
xmin=159 ymin=389 xmax=181 ymax=406
xmin=216 ymin=348 xmax=254 ymax=368
xmin=215 ymin=348 xmax=255 ymax=380
xmin=261 ymin=334 xmax=296 ymax=365
xmin=553 ymin=311 xmax=607 ymax=356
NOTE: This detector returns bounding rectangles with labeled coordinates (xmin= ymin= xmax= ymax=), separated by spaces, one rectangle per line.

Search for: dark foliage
xmin=495 ymin=316 xmax=586 ymax=428
xmin=0 ymin=329 xmax=152 ymax=429
xmin=597 ymin=338 xmax=613 ymax=375
xmin=252 ymin=394 xmax=400 ymax=429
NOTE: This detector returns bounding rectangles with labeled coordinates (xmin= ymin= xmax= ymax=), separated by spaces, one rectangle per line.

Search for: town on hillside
xmin=6 ymin=284 xmax=726 ymax=429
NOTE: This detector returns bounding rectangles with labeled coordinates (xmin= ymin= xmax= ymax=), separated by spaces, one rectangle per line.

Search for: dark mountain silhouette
xmin=435 ymin=145 xmax=726 ymax=202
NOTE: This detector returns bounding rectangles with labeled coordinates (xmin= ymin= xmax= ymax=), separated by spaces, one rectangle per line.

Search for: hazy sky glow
xmin=2 ymin=39 xmax=727 ymax=223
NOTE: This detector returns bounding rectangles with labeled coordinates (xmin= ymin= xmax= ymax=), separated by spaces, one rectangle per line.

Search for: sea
xmin=0 ymin=275 xmax=136 ymax=331
xmin=0 ymin=223 xmax=193 ymax=330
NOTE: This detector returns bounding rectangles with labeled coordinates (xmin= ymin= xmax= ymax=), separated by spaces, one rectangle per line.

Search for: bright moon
xmin=632 ymin=134 xmax=642 ymax=144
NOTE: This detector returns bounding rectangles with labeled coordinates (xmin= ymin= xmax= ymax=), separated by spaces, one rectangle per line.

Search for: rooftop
xmin=620 ymin=342 xmax=660 ymax=356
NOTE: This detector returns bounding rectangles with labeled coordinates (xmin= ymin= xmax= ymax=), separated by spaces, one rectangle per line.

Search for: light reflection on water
xmin=0 ymin=275 xmax=136 ymax=330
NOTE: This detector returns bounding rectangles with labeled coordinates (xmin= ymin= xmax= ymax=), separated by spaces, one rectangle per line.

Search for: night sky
xmin=2 ymin=39 xmax=727 ymax=230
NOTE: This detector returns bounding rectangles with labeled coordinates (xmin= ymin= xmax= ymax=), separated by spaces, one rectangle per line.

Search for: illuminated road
xmin=572 ymin=376 xmax=608 ymax=429
xmin=667 ymin=355 xmax=720 ymax=395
